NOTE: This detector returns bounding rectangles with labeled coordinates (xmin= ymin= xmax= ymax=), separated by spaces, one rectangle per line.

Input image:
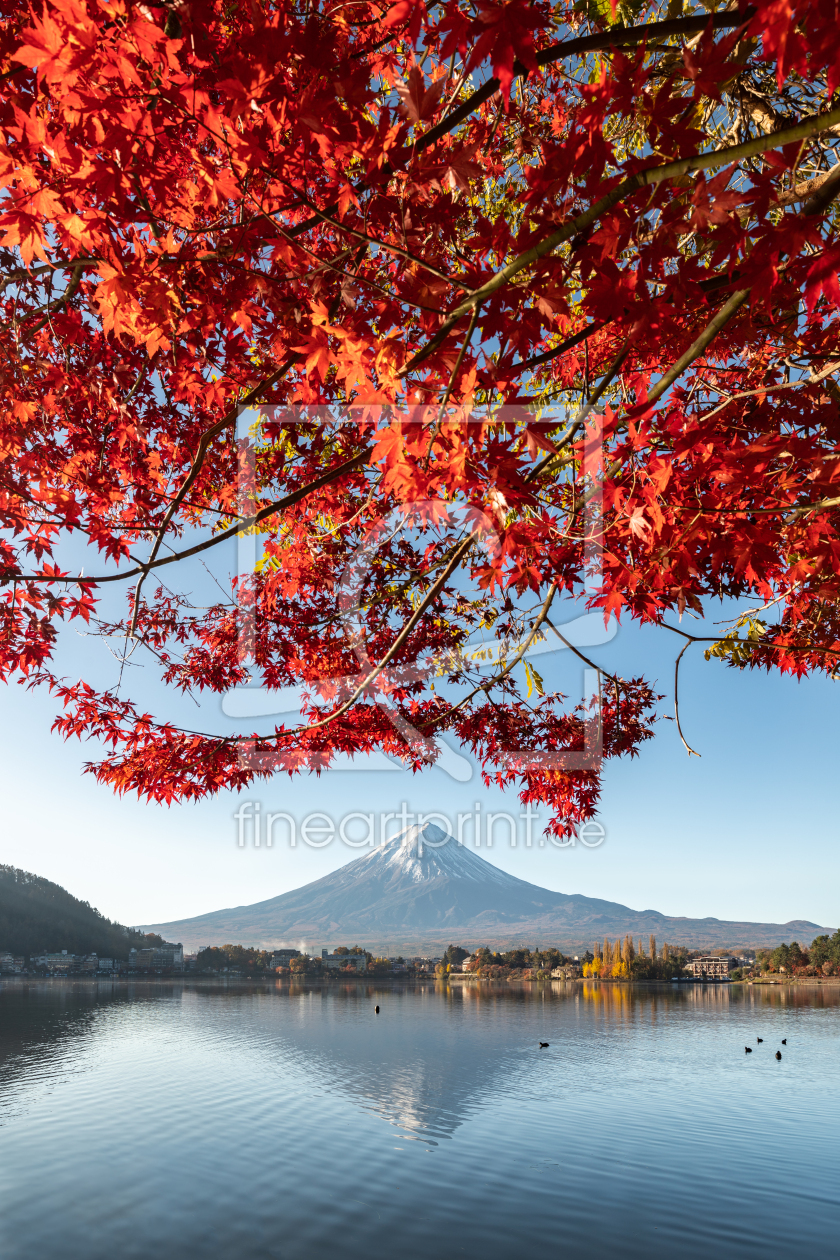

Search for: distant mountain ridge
xmin=143 ymin=823 xmax=832 ymax=952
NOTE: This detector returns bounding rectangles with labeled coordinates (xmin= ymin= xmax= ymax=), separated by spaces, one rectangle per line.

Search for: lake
xmin=0 ymin=979 xmax=837 ymax=1259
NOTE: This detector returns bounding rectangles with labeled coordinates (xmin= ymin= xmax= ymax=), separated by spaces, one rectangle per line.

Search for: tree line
xmin=443 ymin=944 xmax=581 ymax=979
xmin=195 ymin=944 xmax=373 ymax=975
xmin=736 ymin=932 xmax=840 ymax=980
xmin=583 ymin=936 xmax=690 ymax=981
xmin=194 ymin=933 xmax=840 ymax=979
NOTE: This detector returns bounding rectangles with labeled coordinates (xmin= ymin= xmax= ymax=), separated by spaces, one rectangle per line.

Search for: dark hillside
xmin=0 ymin=865 xmax=168 ymax=958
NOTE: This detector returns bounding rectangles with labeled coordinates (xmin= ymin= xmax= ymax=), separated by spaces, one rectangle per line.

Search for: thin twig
xmin=700 ymin=359 xmax=840 ymax=422
xmin=422 ymin=584 xmax=558 ymax=730
xmin=674 ymin=640 xmax=701 ymax=757
xmin=425 ymin=304 xmax=480 ymax=464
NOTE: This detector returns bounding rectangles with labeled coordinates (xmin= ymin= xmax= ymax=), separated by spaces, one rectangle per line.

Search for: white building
xmin=270 ymin=949 xmax=301 ymax=968
xmin=684 ymin=955 xmax=736 ymax=979
xmin=320 ymin=950 xmax=367 ymax=972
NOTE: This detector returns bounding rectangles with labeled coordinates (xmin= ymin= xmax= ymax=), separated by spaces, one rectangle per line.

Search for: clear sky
xmin=1 ymin=525 xmax=837 ymax=935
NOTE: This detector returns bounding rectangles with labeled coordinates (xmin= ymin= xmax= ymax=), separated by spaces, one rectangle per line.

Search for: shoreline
xmin=3 ymin=973 xmax=839 ymax=988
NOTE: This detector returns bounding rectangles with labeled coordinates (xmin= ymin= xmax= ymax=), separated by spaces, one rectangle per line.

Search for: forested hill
xmin=0 ymin=865 xmax=167 ymax=958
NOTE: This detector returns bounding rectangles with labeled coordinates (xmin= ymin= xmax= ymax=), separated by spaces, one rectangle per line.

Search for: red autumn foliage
xmin=2 ymin=0 xmax=840 ymax=833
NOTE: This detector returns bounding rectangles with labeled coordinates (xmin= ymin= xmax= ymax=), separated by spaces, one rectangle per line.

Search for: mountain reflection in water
xmin=0 ymin=979 xmax=838 ymax=1260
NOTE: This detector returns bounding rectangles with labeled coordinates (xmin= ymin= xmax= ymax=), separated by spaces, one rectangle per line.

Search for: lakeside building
xmin=270 ymin=949 xmax=301 ymax=969
xmin=127 ymin=944 xmax=185 ymax=972
xmin=551 ymin=964 xmax=583 ymax=979
xmin=685 ymin=955 xmax=737 ymax=979
xmin=320 ymin=949 xmax=367 ymax=972
xmin=10 ymin=950 xmax=185 ymax=975
xmin=33 ymin=951 xmax=77 ymax=974
xmin=31 ymin=952 xmax=106 ymax=974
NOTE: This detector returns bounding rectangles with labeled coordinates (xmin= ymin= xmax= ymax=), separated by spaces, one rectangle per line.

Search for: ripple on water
xmin=0 ymin=980 xmax=838 ymax=1260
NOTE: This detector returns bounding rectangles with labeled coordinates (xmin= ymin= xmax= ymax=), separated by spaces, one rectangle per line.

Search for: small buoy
xmin=539 ymin=1041 xmax=549 ymax=1048
xmin=781 ymin=1038 xmax=786 ymax=1045
xmin=757 ymin=1037 xmax=763 ymax=1043
xmin=375 ymin=1005 xmax=380 ymax=1014
xmin=745 ymin=1046 xmax=752 ymax=1053
xmin=775 ymin=1050 xmax=782 ymax=1060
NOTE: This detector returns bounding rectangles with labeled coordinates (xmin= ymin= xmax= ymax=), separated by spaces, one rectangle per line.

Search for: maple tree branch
xmin=774 ymin=160 xmax=840 ymax=208
xmin=658 ymin=622 xmax=840 ymax=659
xmin=13 ymin=448 xmax=373 ymax=587
xmin=283 ymin=531 xmax=478 ymax=737
xmin=586 ymin=289 xmax=753 ymax=505
xmin=425 ymin=304 xmax=481 ymax=464
xmin=648 ymin=287 xmax=752 ymax=406
xmin=127 ymin=357 xmax=297 ymax=635
xmin=527 ymin=340 xmax=631 ymax=484
xmin=21 ymin=264 xmax=84 ymax=340
xmin=786 ymin=494 xmax=840 ymax=521
xmin=584 ymin=169 xmax=840 ymax=500
xmin=509 ymin=320 xmax=608 ymax=377
xmin=0 ymin=258 xmax=102 ymax=291
xmin=700 ymin=359 xmax=840 ymax=422
xmin=421 ymin=582 xmax=558 ymax=730
xmin=505 ymin=259 xmax=794 ymax=388
xmin=282 ymin=11 xmax=754 ymax=241
xmin=279 ymin=187 xmax=467 ymax=291
xmin=674 ymin=638 xmax=701 ymax=758
xmin=413 ymin=11 xmax=754 ymax=157
xmin=544 ymin=616 xmax=625 ymax=687
xmin=401 ymin=103 xmax=840 ymax=376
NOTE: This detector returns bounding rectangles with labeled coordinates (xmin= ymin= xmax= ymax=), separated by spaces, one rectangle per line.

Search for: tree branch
xmin=421 ymin=582 xmax=558 ymax=730
xmin=286 ymin=531 xmax=478 ymax=737
xmin=127 ymin=356 xmax=297 ymax=635
xmin=412 ymin=11 xmax=754 ymax=158
xmin=284 ymin=11 xmax=755 ymax=241
xmin=400 ymin=104 xmax=840 ymax=376
xmin=13 ymin=447 xmax=373 ymax=587
xmin=674 ymin=639 xmax=701 ymax=758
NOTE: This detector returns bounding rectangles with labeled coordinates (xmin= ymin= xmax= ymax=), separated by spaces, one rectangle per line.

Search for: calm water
xmin=0 ymin=980 xmax=837 ymax=1259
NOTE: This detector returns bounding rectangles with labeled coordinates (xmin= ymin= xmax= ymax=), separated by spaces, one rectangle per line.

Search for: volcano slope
xmin=143 ymin=823 xmax=829 ymax=953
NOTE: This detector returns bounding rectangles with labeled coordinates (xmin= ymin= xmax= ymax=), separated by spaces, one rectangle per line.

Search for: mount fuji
xmin=143 ymin=822 xmax=830 ymax=953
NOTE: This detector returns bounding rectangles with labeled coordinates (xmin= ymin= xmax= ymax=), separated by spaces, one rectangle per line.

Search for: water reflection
xmin=0 ymin=980 xmax=185 ymax=1124
xmin=3 ymin=978 xmax=838 ymax=1145
xmin=0 ymin=979 xmax=838 ymax=1260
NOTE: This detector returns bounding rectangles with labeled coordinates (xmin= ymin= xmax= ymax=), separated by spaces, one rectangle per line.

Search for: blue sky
xmin=1 ymin=519 xmax=837 ymax=935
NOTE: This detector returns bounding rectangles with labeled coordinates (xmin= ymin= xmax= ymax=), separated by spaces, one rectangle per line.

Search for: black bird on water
xmin=781 ymin=1038 xmax=787 ymax=1045
xmin=375 ymin=1005 xmax=380 ymax=1014
xmin=776 ymin=1051 xmax=782 ymax=1060
xmin=757 ymin=1037 xmax=763 ymax=1043
xmin=539 ymin=1042 xmax=549 ymax=1048
xmin=745 ymin=1047 xmax=753 ymax=1053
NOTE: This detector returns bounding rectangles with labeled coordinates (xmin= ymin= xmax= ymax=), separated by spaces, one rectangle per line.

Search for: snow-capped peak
xmin=360 ymin=821 xmax=517 ymax=886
